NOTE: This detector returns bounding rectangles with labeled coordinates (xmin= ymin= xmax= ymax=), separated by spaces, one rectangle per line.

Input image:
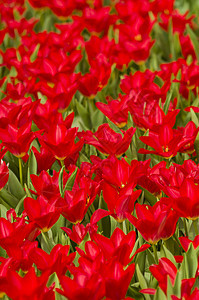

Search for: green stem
xmin=166 ymin=159 xmax=170 ymax=168
xmin=193 ymin=219 xmax=199 ymax=235
xmin=60 ymin=160 xmax=65 ymax=169
xmin=173 ymin=233 xmax=181 ymax=247
xmin=18 ymin=158 xmax=23 ymax=186
xmin=119 ymin=222 xmax=123 ymax=231
xmin=183 ymin=218 xmax=188 ymax=237
xmin=152 ymin=243 xmax=158 ymax=264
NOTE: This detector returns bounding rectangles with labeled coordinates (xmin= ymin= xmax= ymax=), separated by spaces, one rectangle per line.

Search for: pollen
xmin=86 ymin=195 xmax=90 ymax=206
xmin=134 ymin=34 xmax=142 ymax=41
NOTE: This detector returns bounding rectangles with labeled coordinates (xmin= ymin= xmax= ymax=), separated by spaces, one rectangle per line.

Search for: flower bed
xmin=0 ymin=0 xmax=199 ymax=299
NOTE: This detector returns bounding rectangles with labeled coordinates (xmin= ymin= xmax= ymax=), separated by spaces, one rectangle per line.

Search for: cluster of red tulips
xmin=1 ymin=0 xmax=199 ymax=299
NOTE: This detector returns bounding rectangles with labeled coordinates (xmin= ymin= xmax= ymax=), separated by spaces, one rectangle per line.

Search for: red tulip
xmin=127 ymin=202 xmax=179 ymax=244
xmin=150 ymin=258 xmax=177 ymax=295
xmin=162 ymin=179 xmax=199 ymax=220
xmin=37 ymin=124 xmax=83 ymax=161
xmin=24 ymin=195 xmax=61 ymax=232
xmin=80 ymin=124 xmax=136 ymax=157
xmin=0 ymin=122 xmax=35 ymax=158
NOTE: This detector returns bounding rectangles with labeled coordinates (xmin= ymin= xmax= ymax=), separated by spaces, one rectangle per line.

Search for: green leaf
xmin=28 ymin=150 xmax=37 ymax=175
xmin=58 ymin=166 xmax=64 ymax=197
xmin=127 ymin=111 xmax=134 ymax=129
xmin=15 ymin=195 xmax=26 ymax=215
xmin=30 ymin=44 xmax=40 ymax=62
xmin=136 ymin=265 xmax=150 ymax=300
xmin=106 ymin=117 xmax=123 ymax=135
xmin=90 ymin=109 xmax=104 ymax=129
xmin=183 ymin=243 xmax=198 ymax=279
xmin=8 ymin=170 xmax=25 ymax=200
xmin=63 ymin=168 xmax=78 ymax=192
xmin=190 ymin=108 xmax=199 ymax=127
xmin=27 ymin=150 xmax=37 ymax=188
xmin=136 ymin=251 xmax=147 ymax=276
xmin=76 ymin=100 xmax=91 ymax=129
xmin=163 ymin=89 xmax=173 ymax=115
xmin=186 ymin=26 xmax=199 ymax=62
xmin=127 ymin=286 xmax=144 ymax=299
xmin=146 ymin=248 xmax=156 ymax=266
xmin=160 ymin=244 xmax=177 ymax=267
xmin=154 ymin=287 xmax=167 ymax=300
xmin=0 ymin=189 xmax=19 ymax=208
xmin=110 ymin=216 xmax=118 ymax=236
xmin=0 ymin=204 xmax=8 ymax=218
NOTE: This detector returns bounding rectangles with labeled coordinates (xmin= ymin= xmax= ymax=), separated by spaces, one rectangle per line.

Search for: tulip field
xmin=1 ymin=0 xmax=199 ymax=299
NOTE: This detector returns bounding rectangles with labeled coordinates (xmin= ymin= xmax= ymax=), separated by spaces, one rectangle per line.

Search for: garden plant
xmin=1 ymin=0 xmax=199 ymax=299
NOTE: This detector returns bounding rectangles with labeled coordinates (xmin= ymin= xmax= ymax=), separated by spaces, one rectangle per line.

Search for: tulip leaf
xmin=0 ymin=204 xmax=8 ymax=218
xmin=90 ymin=109 xmax=105 ymax=129
xmin=154 ymin=287 xmax=167 ymax=300
xmin=0 ymin=189 xmax=19 ymax=208
xmin=30 ymin=44 xmax=40 ymax=62
xmin=186 ymin=26 xmax=199 ymax=62
xmin=171 ymin=270 xmax=182 ymax=298
xmin=106 ymin=117 xmax=123 ymax=135
xmin=8 ymin=170 xmax=26 ymax=200
xmin=146 ymin=248 xmax=156 ymax=266
xmin=190 ymin=108 xmax=199 ymax=127
xmin=40 ymin=231 xmax=55 ymax=254
xmin=76 ymin=100 xmax=91 ymax=129
xmin=27 ymin=151 xmax=37 ymax=188
xmin=136 ymin=251 xmax=146 ymax=276
xmin=58 ymin=166 xmax=64 ymax=197
xmin=183 ymin=243 xmax=198 ymax=279
xmin=28 ymin=150 xmax=37 ymax=175
xmin=63 ymin=168 xmax=78 ymax=192
xmin=15 ymin=195 xmax=26 ymax=215
xmin=127 ymin=111 xmax=134 ymax=129
xmin=160 ymin=244 xmax=177 ymax=267
xmin=163 ymin=89 xmax=173 ymax=115
xmin=110 ymin=216 xmax=118 ymax=236
xmin=127 ymin=286 xmax=144 ymax=299
xmin=136 ymin=264 xmax=150 ymax=300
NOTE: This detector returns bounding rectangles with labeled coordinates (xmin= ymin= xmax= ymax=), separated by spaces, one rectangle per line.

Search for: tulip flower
xmin=30 ymin=244 xmax=76 ymax=276
xmin=36 ymin=124 xmax=83 ymax=161
xmin=30 ymin=170 xmax=69 ymax=201
xmin=56 ymin=177 xmax=100 ymax=224
xmin=57 ymin=272 xmax=105 ymax=300
xmin=162 ymin=179 xmax=199 ymax=220
xmin=0 ymin=217 xmax=36 ymax=257
xmin=32 ymin=146 xmax=56 ymax=174
xmin=96 ymin=95 xmax=129 ymax=128
xmin=1 ymin=267 xmax=53 ymax=300
xmin=103 ymin=181 xmax=141 ymax=222
xmin=139 ymin=122 xmax=198 ymax=159
xmin=0 ymin=122 xmax=35 ymax=158
xmin=79 ymin=124 xmax=136 ymax=157
xmin=91 ymin=228 xmax=150 ymax=266
xmin=62 ymin=223 xmax=90 ymax=245
xmin=127 ymin=202 xmax=179 ymax=244
xmin=24 ymin=195 xmax=61 ymax=232
xmin=141 ymin=258 xmax=177 ymax=295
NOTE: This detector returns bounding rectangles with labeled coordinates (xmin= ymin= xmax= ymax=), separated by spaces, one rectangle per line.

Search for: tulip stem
xmin=18 ymin=158 xmax=23 ymax=186
xmin=119 ymin=222 xmax=123 ymax=231
xmin=152 ymin=243 xmax=158 ymax=264
xmin=173 ymin=233 xmax=181 ymax=247
xmin=183 ymin=218 xmax=188 ymax=237
xmin=60 ymin=160 xmax=65 ymax=169
xmin=193 ymin=220 xmax=199 ymax=236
